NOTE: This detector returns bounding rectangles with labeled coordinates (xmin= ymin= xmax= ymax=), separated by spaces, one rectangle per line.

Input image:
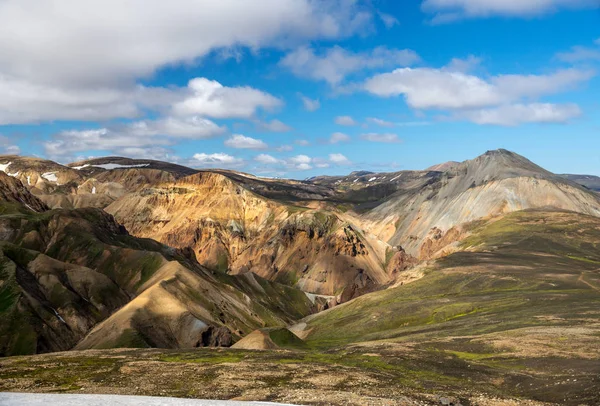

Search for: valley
xmin=0 ymin=150 xmax=599 ymax=405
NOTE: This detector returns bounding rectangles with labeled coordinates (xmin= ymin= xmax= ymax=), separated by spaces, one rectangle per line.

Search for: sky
xmin=0 ymin=0 xmax=599 ymax=179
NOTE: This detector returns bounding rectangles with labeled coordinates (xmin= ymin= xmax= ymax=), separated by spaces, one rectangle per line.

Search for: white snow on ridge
xmin=0 ymin=162 xmax=21 ymax=178
xmin=368 ymin=177 xmax=377 ymax=182
xmin=93 ymin=163 xmax=150 ymax=170
xmin=73 ymin=163 xmax=150 ymax=171
xmin=71 ymin=164 xmax=90 ymax=170
xmin=41 ymin=172 xmax=58 ymax=183
xmin=0 ymin=393 xmax=299 ymax=406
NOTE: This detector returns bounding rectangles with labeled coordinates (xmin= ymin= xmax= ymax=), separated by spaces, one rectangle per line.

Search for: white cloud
xmin=289 ymin=155 xmax=312 ymax=165
xmin=0 ymin=0 xmax=373 ymax=87
xmin=361 ymin=133 xmax=401 ymax=143
xmin=0 ymin=76 xmax=142 ymax=125
xmin=0 ymin=75 xmax=282 ymax=125
xmin=421 ymin=0 xmax=599 ymax=23
xmin=287 ymin=155 xmax=313 ymax=170
xmin=118 ymin=146 xmax=175 ymax=161
xmin=299 ymin=94 xmax=321 ymax=111
xmin=329 ymin=153 xmax=351 ymax=165
xmin=43 ymin=115 xmax=225 ymax=159
xmin=254 ymin=152 xmax=352 ymax=172
xmin=556 ymin=39 xmax=600 ymax=63
xmin=0 ymin=0 xmax=373 ymax=124
xmin=192 ymin=153 xmax=244 ymax=167
xmin=224 ymin=134 xmax=268 ymax=150
xmin=378 ymin=12 xmax=400 ymax=28
xmin=255 ymin=154 xmax=283 ymax=164
xmin=335 ymin=116 xmax=358 ymax=126
xmin=445 ymin=55 xmax=482 ymax=73
xmin=330 ymin=132 xmax=351 ymax=144
xmin=366 ymin=117 xmax=395 ymax=127
xmin=295 ymin=139 xmax=311 ymax=146
xmin=364 ymin=67 xmax=594 ymax=110
xmin=460 ymin=103 xmax=582 ymax=126
xmin=0 ymin=136 xmax=20 ymax=155
xmin=295 ymin=163 xmax=313 ymax=170
xmin=280 ymin=45 xmax=420 ymax=85
xmin=127 ymin=116 xmax=226 ymax=138
xmin=255 ymin=119 xmax=292 ymax=132
xmin=173 ymin=78 xmax=282 ymax=119
xmin=276 ymin=145 xmax=294 ymax=152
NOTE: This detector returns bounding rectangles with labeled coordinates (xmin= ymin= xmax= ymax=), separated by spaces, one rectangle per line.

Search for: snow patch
xmin=92 ymin=163 xmax=150 ymax=170
xmin=72 ymin=164 xmax=90 ymax=170
xmin=27 ymin=175 xmax=31 ymax=186
xmin=91 ymin=186 xmax=96 ymax=194
xmin=368 ymin=177 xmax=377 ymax=182
xmin=42 ymin=172 xmax=59 ymax=183
xmin=0 ymin=162 xmax=21 ymax=178
xmin=390 ymin=175 xmax=401 ymax=182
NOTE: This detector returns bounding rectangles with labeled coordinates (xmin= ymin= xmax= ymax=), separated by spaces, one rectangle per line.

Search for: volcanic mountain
xmin=2 ymin=149 xmax=600 ymax=358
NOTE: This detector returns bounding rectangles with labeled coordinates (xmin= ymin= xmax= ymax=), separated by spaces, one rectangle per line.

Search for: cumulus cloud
xmin=330 ymin=132 xmax=351 ymax=143
xmin=280 ymin=45 xmax=420 ymax=85
xmin=173 ymin=78 xmax=282 ymax=119
xmin=445 ymin=55 xmax=483 ymax=73
xmin=43 ymin=116 xmax=225 ymax=159
xmin=0 ymin=0 xmax=373 ymax=87
xmin=255 ymin=154 xmax=283 ymax=165
xmin=364 ymin=67 xmax=593 ymax=110
xmin=335 ymin=116 xmax=358 ymax=126
xmin=0 ymin=76 xmax=281 ymax=125
xmin=253 ymin=152 xmax=352 ymax=173
xmin=361 ymin=133 xmax=401 ymax=143
xmin=224 ymin=134 xmax=268 ymax=149
xmin=255 ymin=119 xmax=292 ymax=132
xmin=556 ymin=39 xmax=600 ymax=63
xmin=366 ymin=117 xmax=395 ymax=127
xmin=299 ymin=94 xmax=321 ymax=111
xmin=192 ymin=153 xmax=244 ymax=167
xmin=0 ymin=0 xmax=373 ymax=125
xmin=378 ymin=12 xmax=400 ymax=28
xmin=127 ymin=116 xmax=226 ymax=138
xmin=329 ymin=153 xmax=351 ymax=165
xmin=0 ymin=136 xmax=20 ymax=155
xmin=421 ymin=0 xmax=599 ymax=23
xmin=459 ymin=103 xmax=582 ymax=126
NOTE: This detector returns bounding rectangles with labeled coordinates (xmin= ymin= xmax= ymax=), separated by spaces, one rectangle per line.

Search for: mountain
xmin=68 ymin=157 xmax=199 ymax=178
xmin=1 ymin=149 xmax=600 ymax=404
xmin=293 ymin=208 xmax=600 ymax=404
xmin=426 ymin=160 xmax=461 ymax=171
xmin=361 ymin=149 xmax=600 ymax=257
xmin=2 ymin=149 xmax=600 ymax=354
xmin=0 ymin=174 xmax=318 ymax=356
xmin=560 ymin=174 xmax=600 ymax=192
xmin=103 ymin=171 xmax=396 ymax=299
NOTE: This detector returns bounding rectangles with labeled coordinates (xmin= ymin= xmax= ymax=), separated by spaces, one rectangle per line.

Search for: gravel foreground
xmin=0 ymin=393 xmax=298 ymax=406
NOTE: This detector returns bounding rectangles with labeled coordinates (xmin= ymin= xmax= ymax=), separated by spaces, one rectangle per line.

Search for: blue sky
xmin=0 ymin=0 xmax=599 ymax=178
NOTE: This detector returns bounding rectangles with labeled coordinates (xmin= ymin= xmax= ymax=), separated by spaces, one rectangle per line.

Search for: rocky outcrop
xmin=0 ymin=172 xmax=48 ymax=212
